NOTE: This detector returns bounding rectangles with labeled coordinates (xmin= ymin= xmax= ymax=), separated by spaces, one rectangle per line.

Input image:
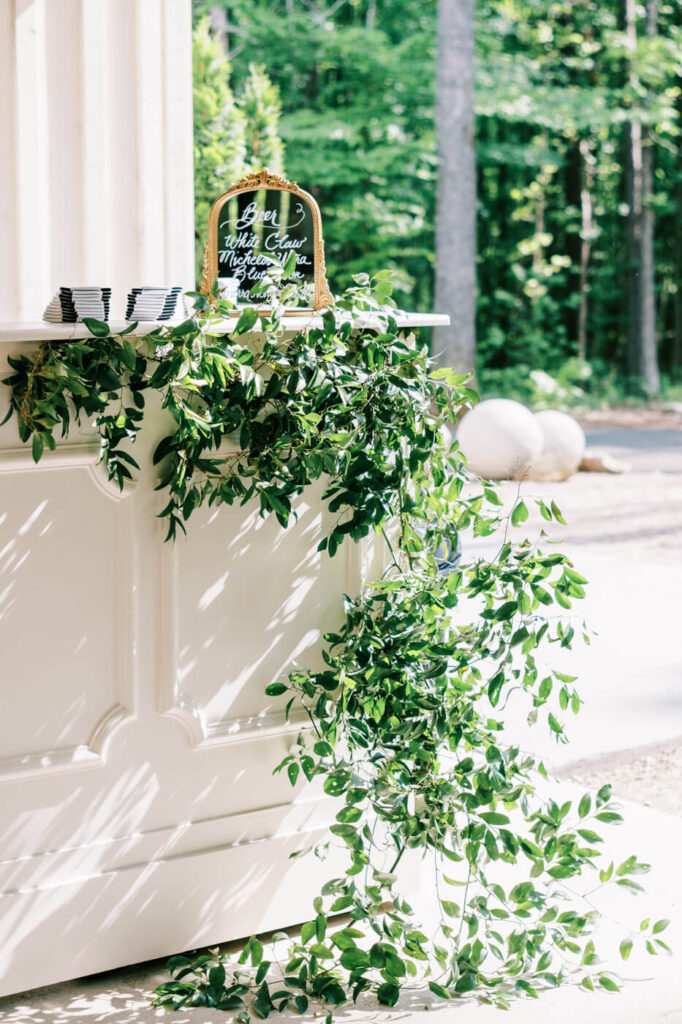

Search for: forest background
xmin=191 ymin=0 xmax=682 ymax=406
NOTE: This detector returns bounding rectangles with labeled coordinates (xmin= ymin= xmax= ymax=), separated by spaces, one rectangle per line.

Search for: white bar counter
xmin=0 ymin=311 xmax=450 ymax=345
xmin=0 ymin=311 xmax=447 ymax=996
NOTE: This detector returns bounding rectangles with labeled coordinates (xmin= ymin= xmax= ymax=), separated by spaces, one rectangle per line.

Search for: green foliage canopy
xmin=193 ymin=0 xmax=682 ymax=391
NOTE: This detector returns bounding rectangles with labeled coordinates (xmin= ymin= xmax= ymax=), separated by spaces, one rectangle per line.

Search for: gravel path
xmin=575 ymin=405 xmax=682 ymax=431
xmin=502 ymin=466 xmax=682 ymax=566
xmin=560 ymin=740 xmax=682 ymax=818
xmin=484 ymin=426 xmax=682 ymax=567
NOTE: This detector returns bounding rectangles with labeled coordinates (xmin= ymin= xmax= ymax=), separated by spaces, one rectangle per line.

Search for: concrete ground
xmin=482 ymin=425 xmax=682 ymax=773
xmin=0 ymin=797 xmax=679 ymax=1024
xmin=1 ymin=424 xmax=681 ymax=1023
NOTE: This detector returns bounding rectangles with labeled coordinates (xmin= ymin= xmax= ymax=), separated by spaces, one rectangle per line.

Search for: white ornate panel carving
xmin=0 ymin=446 xmax=134 ymax=774
xmin=160 ymin=478 xmax=358 ymax=743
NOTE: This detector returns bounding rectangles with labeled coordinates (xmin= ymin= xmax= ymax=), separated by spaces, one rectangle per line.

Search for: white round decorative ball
xmin=527 ymin=410 xmax=586 ymax=481
xmin=456 ymin=399 xmax=544 ymax=480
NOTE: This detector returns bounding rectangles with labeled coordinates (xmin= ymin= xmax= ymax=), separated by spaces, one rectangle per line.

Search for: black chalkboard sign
xmin=202 ymin=170 xmax=333 ymax=311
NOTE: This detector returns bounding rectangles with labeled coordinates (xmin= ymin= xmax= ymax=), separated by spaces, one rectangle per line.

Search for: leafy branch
xmin=1 ymin=264 xmax=665 ymax=1019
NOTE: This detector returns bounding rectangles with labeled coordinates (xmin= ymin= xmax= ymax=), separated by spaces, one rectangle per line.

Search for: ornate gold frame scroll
xmin=200 ymin=169 xmax=333 ymax=310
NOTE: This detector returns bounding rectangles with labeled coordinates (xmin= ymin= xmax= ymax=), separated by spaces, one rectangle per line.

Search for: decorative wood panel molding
xmin=0 ymin=445 xmax=136 ymax=776
xmin=157 ymin=496 xmax=362 ymax=749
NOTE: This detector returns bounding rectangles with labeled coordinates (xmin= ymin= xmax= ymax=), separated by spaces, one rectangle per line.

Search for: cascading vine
xmin=2 ymin=264 xmax=665 ymax=1021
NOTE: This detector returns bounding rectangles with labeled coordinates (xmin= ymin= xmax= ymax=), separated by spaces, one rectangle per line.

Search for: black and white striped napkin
xmin=125 ymin=287 xmax=186 ymax=322
xmin=43 ymin=287 xmax=111 ymax=323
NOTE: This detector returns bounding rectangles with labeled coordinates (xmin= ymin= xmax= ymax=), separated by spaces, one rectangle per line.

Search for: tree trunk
xmin=673 ymin=89 xmax=682 ymax=378
xmin=433 ymin=0 xmax=476 ymax=373
xmin=578 ymin=137 xmax=595 ymax=361
xmin=209 ymin=5 xmax=229 ymax=54
xmin=564 ymin=141 xmax=582 ymax=346
xmin=624 ymin=0 xmax=660 ymax=393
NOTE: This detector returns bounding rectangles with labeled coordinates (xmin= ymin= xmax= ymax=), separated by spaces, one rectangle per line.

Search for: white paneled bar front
xmin=0 ymin=0 xmax=452 ymax=997
xmin=0 ymin=319 xmax=446 ymax=996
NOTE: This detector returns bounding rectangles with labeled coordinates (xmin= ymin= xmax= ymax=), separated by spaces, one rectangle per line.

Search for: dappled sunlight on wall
xmin=0 ymin=385 xmax=367 ymax=995
xmin=173 ymin=479 xmax=350 ymax=737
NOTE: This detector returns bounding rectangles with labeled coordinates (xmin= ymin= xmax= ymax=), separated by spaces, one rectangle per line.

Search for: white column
xmin=0 ymin=0 xmax=20 ymax=320
xmin=0 ymin=0 xmax=195 ymax=322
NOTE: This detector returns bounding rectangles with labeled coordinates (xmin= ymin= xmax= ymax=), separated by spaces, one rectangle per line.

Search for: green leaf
xmin=620 ymin=939 xmax=633 ymax=961
xmin=578 ymin=794 xmax=591 ymax=819
xmin=336 ymin=805 xmax=362 ymax=824
xmin=581 ymin=940 xmax=595 ymax=965
xmin=511 ymin=500 xmax=528 ymax=526
xmin=653 ymin=919 xmax=670 ymax=934
xmin=283 ymin=250 xmax=297 ymax=277
xmin=384 ymin=953 xmax=407 ymax=977
xmin=249 ymin=937 xmax=264 ymax=966
xmin=170 ymin=318 xmax=197 ymax=337
xmin=209 ymin=964 xmax=226 ymax=991
xmin=31 ymin=433 xmax=44 ymax=463
xmin=167 ymin=955 xmax=191 ymax=974
xmin=121 ymin=340 xmax=138 ymax=370
xmin=537 ymin=499 xmax=553 ymax=521
xmin=548 ymin=713 xmax=563 ymax=735
xmin=339 ymin=949 xmax=370 ymax=970
xmin=117 ymin=321 xmax=139 ymax=335
xmin=265 ymin=683 xmax=287 ymax=696
xmin=82 ymin=317 xmax=110 ymax=337
xmin=596 ymin=784 xmax=612 ymax=805
xmin=616 ymin=855 xmax=637 ymax=876
xmin=369 ymin=944 xmax=386 ymax=968
xmin=577 ymin=829 xmax=602 ymax=844
xmin=233 ymin=307 xmax=259 ymax=336
xmin=480 ymin=811 xmax=509 ymax=825
xmin=616 ymin=878 xmax=645 ymax=893
xmin=599 ymin=862 xmax=614 ymax=883
xmin=255 ymin=961 xmax=270 ymax=985
xmin=550 ymin=500 xmax=567 ymax=525
xmin=538 ymin=676 xmax=553 ymax=700
xmin=494 ymin=600 xmax=518 ymax=621
xmin=376 ymin=983 xmax=399 ymax=1006
xmin=309 ymin=943 xmax=334 ymax=959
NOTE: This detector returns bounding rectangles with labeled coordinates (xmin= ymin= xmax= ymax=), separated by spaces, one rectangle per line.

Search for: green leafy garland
xmin=2 ymin=266 xmax=666 ymax=1020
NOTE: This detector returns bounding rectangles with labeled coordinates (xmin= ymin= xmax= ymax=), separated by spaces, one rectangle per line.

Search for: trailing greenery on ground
xmin=2 ymin=268 xmax=667 ymax=1019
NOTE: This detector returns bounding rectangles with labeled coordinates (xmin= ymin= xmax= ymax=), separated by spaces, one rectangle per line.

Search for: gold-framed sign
xmin=201 ymin=169 xmax=333 ymax=311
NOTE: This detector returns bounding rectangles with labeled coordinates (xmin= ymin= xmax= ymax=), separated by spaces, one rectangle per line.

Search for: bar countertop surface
xmin=0 ymin=311 xmax=450 ymax=345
